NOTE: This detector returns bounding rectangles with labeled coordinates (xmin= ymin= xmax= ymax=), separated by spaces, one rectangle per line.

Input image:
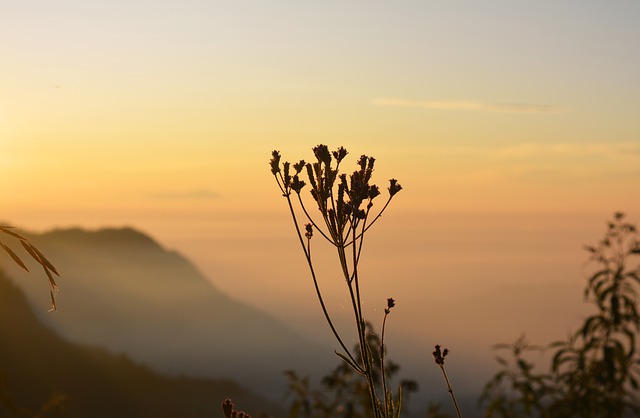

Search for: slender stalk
xmin=296 ymin=193 xmax=336 ymax=245
xmin=349 ymin=223 xmax=382 ymax=418
xmin=284 ymin=192 xmax=361 ymax=370
xmin=380 ymin=311 xmax=390 ymax=416
xmin=354 ymin=209 xmax=371 ymax=265
xmin=271 ymin=147 xmax=403 ymax=418
xmin=439 ymin=364 xmax=462 ymax=418
xmin=345 ymin=196 xmax=394 ymax=248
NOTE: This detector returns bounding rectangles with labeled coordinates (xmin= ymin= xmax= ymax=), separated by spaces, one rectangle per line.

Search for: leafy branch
xmin=0 ymin=225 xmax=60 ymax=311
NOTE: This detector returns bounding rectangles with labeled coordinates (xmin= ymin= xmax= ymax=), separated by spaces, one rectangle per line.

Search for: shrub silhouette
xmin=283 ymin=322 xmax=418 ymax=418
xmin=481 ymin=212 xmax=640 ymax=417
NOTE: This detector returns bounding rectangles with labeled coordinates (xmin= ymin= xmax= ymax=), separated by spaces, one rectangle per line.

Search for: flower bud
xmin=270 ymin=151 xmax=281 ymax=175
xmin=388 ymin=178 xmax=402 ymax=197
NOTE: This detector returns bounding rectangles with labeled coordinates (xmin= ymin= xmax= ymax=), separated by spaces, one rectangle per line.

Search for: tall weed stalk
xmin=270 ymin=145 xmax=403 ymax=418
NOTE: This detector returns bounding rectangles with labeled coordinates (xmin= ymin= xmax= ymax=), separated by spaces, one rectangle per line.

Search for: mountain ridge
xmin=0 ymin=268 xmax=284 ymax=417
xmin=1 ymin=225 xmax=333 ymax=399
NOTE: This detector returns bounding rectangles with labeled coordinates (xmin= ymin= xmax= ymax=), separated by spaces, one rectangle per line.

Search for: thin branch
xmin=283 ymin=193 xmax=361 ymax=370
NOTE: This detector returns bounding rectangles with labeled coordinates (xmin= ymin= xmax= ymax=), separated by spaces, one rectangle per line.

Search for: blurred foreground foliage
xmin=278 ymin=212 xmax=640 ymax=418
xmin=480 ymin=212 xmax=640 ymax=418
xmin=284 ymin=323 xmax=418 ymax=418
xmin=0 ymin=225 xmax=59 ymax=311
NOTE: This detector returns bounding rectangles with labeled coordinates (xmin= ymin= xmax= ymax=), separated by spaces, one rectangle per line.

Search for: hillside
xmin=0 ymin=226 xmax=332 ymax=399
xmin=0 ymin=269 xmax=284 ymax=418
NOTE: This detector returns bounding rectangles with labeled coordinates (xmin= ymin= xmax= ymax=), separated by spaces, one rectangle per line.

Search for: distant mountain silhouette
xmin=0 ymin=269 xmax=284 ymax=418
xmin=1 ymin=226 xmax=333 ymax=399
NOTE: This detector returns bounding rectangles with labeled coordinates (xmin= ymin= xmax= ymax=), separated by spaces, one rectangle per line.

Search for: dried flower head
xmin=388 ymin=178 xmax=402 ymax=197
xmin=433 ymin=344 xmax=449 ymax=365
xmin=293 ymin=160 xmax=306 ymax=174
xmin=368 ymin=184 xmax=380 ymax=200
xmin=385 ymin=297 xmax=395 ymax=314
xmin=305 ymin=223 xmax=313 ymax=240
xmin=313 ymin=144 xmax=332 ymax=165
xmin=291 ymin=175 xmax=306 ymax=194
xmin=333 ymin=146 xmax=348 ymax=163
xmin=283 ymin=161 xmax=291 ymax=187
xmin=270 ymin=150 xmax=281 ymax=175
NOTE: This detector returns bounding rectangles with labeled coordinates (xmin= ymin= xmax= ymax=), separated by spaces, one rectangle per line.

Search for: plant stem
xmin=439 ymin=364 xmax=462 ymax=418
xmin=381 ymin=311 xmax=390 ymax=417
xmin=284 ymin=193 xmax=361 ymax=370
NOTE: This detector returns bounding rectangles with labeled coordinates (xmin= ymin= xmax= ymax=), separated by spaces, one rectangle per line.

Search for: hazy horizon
xmin=1 ymin=209 xmax=624 ymax=401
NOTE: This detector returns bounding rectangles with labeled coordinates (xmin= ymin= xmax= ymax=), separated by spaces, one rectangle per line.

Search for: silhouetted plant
xmin=433 ymin=345 xmax=462 ymax=418
xmin=0 ymin=374 xmax=66 ymax=418
xmin=0 ymin=226 xmax=63 ymax=415
xmin=270 ymin=145 xmax=404 ymax=418
xmin=479 ymin=336 xmax=550 ymax=418
xmin=0 ymin=225 xmax=59 ymax=311
xmin=221 ymin=398 xmax=252 ymax=418
xmin=480 ymin=212 xmax=640 ymax=417
xmin=284 ymin=323 xmax=418 ymax=418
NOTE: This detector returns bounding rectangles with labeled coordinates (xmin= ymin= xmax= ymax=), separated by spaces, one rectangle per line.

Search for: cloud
xmin=371 ymin=98 xmax=562 ymax=113
xmin=495 ymin=142 xmax=640 ymax=159
xmin=150 ymin=189 xmax=222 ymax=200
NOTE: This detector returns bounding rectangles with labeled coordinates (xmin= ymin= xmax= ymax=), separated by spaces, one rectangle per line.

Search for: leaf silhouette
xmin=0 ymin=241 xmax=29 ymax=272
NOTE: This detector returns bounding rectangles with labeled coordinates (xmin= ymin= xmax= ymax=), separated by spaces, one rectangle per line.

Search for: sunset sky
xmin=2 ymin=0 xmax=640 ymax=398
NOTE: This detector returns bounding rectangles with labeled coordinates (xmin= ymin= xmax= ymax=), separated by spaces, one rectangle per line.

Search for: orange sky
xmin=2 ymin=0 xmax=640 ymax=397
xmin=2 ymin=1 xmax=639 ymax=221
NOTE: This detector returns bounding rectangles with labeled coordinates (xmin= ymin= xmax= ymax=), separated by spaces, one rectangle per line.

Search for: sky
xmin=2 ymin=0 xmax=640 ymax=403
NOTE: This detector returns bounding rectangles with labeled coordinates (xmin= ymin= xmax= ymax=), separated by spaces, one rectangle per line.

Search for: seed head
xmin=333 ymin=146 xmax=348 ymax=163
xmin=270 ymin=151 xmax=281 ymax=175
xmin=313 ymin=144 xmax=332 ymax=166
xmin=283 ymin=161 xmax=291 ymax=186
xmin=293 ymin=160 xmax=306 ymax=174
xmin=291 ymin=175 xmax=306 ymax=194
xmin=388 ymin=178 xmax=402 ymax=197
xmin=433 ymin=345 xmax=449 ymax=365
xmin=385 ymin=297 xmax=395 ymax=314
xmin=368 ymin=184 xmax=380 ymax=200
xmin=356 ymin=154 xmax=367 ymax=171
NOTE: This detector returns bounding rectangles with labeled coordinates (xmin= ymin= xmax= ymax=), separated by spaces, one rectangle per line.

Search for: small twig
xmin=433 ymin=345 xmax=462 ymax=418
xmin=381 ymin=298 xmax=395 ymax=416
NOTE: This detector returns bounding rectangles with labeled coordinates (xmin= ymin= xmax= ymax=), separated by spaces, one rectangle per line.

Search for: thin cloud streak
xmin=494 ymin=142 xmax=640 ymax=158
xmin=150 ymin=189 xmax=222 ymax=200
xmin=372 ymin=98 xmax=562 ymax=113
xmin=421 ymin=141 xmax=640 ymax=161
